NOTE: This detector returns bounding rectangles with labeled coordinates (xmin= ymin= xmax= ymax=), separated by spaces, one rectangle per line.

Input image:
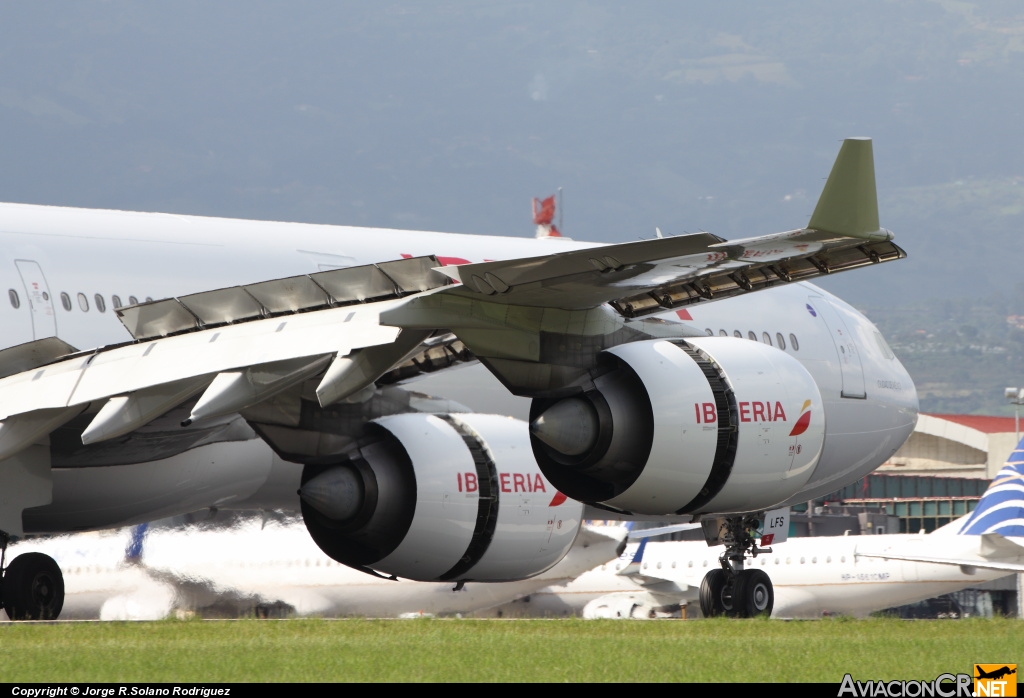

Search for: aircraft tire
xmin=699 ymin=568 xmax=728 ymax=617
xmin=3 ymin=552 xmax=64 ymax=620
xmin=733 ymin=569 xmax=773 ymax=618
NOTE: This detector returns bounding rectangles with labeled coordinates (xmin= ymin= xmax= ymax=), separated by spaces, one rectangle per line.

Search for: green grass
xmin=0 ymin=617 xmax=1019 ymax=683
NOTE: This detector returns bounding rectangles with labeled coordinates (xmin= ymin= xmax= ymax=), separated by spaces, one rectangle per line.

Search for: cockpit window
xmin=874 ymin=331 xmax=895 ymax=360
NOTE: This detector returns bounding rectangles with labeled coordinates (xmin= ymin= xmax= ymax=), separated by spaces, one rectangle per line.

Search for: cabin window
xmin=762 ymin=332 xmax=773 ymax=346
xmin=656 ymin=561 xmax=662 ymax=570
xmin=145 ymin=296 xmax=153 ymax=303
xmin=733 ymin=330 xmax=742 ymax=338
xmin=60 ymin=292 xmax=72 ymax=311
xmin=800 ymin=556 xmax=805 ymax=564
xmin=705 ymin=328 xmax=713 ymax=336
xmin=748 ymin=331 xmax=757 ymax=341
xmin=841 ymin=556 xmax=846 ymax=563
xmin=786 ymin=557 xmax=791 ymax=564
xmin=112 ymin=295 xmax=122 ymax=309
xmin=129 ymin=296 xmax=138 ymax=305
xmin=8 ymin=289 xmax=19 ymax=309
xmin=789 ymin=333 xmax=800 ymax=351
xmin=702 ymin=560 xmax=708 ymax=567
xmin=671 ymin=561 xmax=676 ymax=569
xmin=718 ymin=329 xmax=728 ymax=337
xmin=94 ymin=294 xmax=106 ymax=313
xmin=811 ymin=556 xmax=817 ymax=564
xmin=776 ymin=333 xmax=786 ymax=350
xmin=77 ymin=293 xmax=89 ymax=312
xmin=774 ymin=558 xmax=779 ymax=565
xmin=826 ymin=556 xmax=832 ymax=563
xmin=687 ymin=561 xmax=693 ymax=568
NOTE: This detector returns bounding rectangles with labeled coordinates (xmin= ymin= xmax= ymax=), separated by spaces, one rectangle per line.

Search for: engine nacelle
xmin=529 ymin=338 xmax=824 ymax=515
xmin=300 ymin=413 xmax=582 ymax=582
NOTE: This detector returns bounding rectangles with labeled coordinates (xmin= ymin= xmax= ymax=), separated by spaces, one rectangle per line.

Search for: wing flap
xmin=0 ymin=300 xmax=410 ymax=438
xmin=115 ymin=255 xmax=451 ymax=341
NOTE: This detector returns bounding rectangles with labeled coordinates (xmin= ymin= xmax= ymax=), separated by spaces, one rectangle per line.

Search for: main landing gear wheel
xmin=3 ymin=552 xmax=65 ymax=620
xmin=733 ymin=569 xmax=773 ymax=618
xmin=699 ymin=568 xmax=774 ymax=618
xmin=699 ymin=568 xmax=727 ymax=617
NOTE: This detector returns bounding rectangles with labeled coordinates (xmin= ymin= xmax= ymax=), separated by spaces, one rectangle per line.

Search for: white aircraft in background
xmin=0 ymin=138 xmax=918 ymax=621
xmin=528 ymin=437 xmax=1024 ymax=619
xmin=3 ymin=518 xmax=627 ymax=620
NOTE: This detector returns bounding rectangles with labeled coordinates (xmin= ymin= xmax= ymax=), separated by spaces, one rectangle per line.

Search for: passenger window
xmin=789 ymin=333 xmax=800 ymax=351
xmin=8 ymin=289 xmax=19 ymax=309
xmin=60 ymin=292 xmax=72 ymax=311
xmin=776 ymin=333 xmax=786 ymax=350
xmin=705 ymin=328 xmax=713 ymax=336
xmin=748 ymin=331 xmax=757 ymax=341
xmin=145 ymin=297 xmax=153 ymax=303
xmin=94 ymin=294 xmax=106 ymax=313
xmin=112 ymin=295 xmax=122 ymax=309
xmin=826 ymin=556 xmax=832 ymax=563
xmin=687 ymin=561 xmax=693 ymax=568
xmin=800 ymin=556 xmax=805 ymax=564
xmin=656 ymin=561 xmax=662 ymax=569
xmin=733 ymin=330 xmax=742 ymax=338
xmin=762 ymin=332 xmax=772 ymax=346
xmin=78 ymin=293 xmax=89 ymax=312
xmin=811 ymin=556 xmax=817 ymax=564
xmin=718 ymin=329 xmax=728 ymax=337
xmin=128 ymin=296 xmax=138 ymax=305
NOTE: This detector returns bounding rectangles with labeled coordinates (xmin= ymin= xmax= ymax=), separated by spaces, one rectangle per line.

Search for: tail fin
xmin=807 ymin=138 xmax=889 ymax=241
xmin=956 ymin=436 xmax=1024 ymax=536
xmin=125 ymin=523 xmax=149 ymax=565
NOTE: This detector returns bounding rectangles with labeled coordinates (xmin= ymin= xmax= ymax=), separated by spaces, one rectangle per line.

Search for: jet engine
xmin=529 ymin=337 xmax=825 ymax=516
xmin=299 ymin=412 xmax=581 ymax=582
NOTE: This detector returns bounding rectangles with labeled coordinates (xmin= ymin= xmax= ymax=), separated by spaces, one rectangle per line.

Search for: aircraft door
xmin=808 ymin=295 xmax=866 ymax=399
xmin=15 ymin=260 xmax=57 ymax=339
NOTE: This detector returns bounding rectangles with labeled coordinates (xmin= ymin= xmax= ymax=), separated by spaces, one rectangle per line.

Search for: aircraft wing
xmin=858 ymin=533 xmax=1024 ymax=572
xmin=438 ymin=137 xmax=902 ymax=318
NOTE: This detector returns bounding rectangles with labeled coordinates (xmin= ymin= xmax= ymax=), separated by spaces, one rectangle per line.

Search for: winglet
xmin=807 ymin=138 xmax=888 ymax=241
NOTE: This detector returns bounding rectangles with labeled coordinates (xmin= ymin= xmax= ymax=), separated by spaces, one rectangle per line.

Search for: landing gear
xmin=1 ymin=531 xmax=65 ymax=621
xmin=698 ymin=514 xmax=774 ymax=618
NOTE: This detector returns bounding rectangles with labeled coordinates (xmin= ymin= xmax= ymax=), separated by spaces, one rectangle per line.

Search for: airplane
xmin=540 ymin=437 xmax=1024 ymax=619
xmin=2 ymin=516 xmax=626 ymax=620
xmin=0 ymin=137 xmax=919 ymax=621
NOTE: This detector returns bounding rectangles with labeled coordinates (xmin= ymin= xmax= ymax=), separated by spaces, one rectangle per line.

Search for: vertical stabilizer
xmin=807 ymin=138 xmax=888 ymax=241
xmin=955 ymin=437 xmax=1024 ymax=536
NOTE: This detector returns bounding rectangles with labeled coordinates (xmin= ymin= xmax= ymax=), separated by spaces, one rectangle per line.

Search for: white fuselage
xmin=4 ymin=519 xmax=625 ymax=620
xmin=502 ymin=533 xmax=1011 ymax=619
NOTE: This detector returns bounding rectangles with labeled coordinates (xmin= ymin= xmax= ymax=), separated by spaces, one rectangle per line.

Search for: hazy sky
xmin=1 ymin=1 xmax=1022 ymax=305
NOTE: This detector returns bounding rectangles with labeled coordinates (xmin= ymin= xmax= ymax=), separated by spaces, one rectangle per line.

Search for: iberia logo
xmin=975 ymin=664 xmax=1017 ymax=697
xmin=789 ymin=400 xmax=812 ymax=436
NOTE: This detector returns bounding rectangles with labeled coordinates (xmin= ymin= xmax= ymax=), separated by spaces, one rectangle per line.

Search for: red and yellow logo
xmin=975 ymin=664 xmax=1017 ymax=697
xmin=789 ymin=400 xmax=812 ymax=436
